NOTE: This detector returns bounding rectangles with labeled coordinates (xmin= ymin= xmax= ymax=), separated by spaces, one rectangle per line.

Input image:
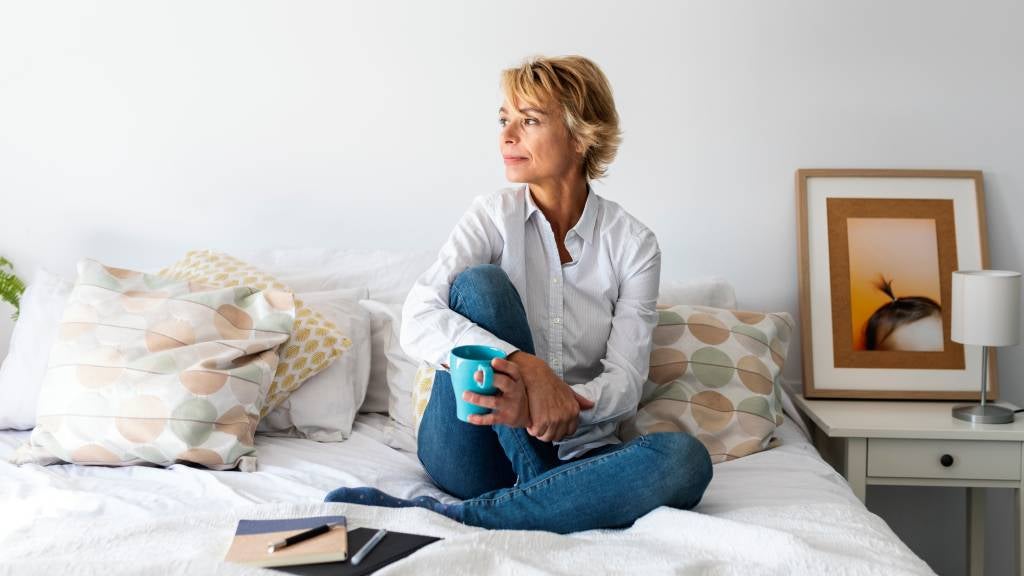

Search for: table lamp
xmin=951 ymin=270 xmax=1022 ymax=424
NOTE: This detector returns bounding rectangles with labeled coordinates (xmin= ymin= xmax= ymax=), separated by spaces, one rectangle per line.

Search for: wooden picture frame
xmin=796 ymin=169 xmax=995 ymax=399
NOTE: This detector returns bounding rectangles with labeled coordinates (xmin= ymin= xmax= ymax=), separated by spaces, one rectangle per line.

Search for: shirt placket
xmin=549 ymin=267 xmax=564 ymax=378
xmin=537 ymin=219 xmax=565 ymax=379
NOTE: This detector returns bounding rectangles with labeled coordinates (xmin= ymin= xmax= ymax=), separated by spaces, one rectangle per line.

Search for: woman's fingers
xmin=536 ymin=410 xmax=579 ymax=442
xmin=552 ymin=421 xmax=571 ymax=443
xmin=475 ymin=366 xmax=517 ymax=395
xmin=489 ymin=373 xmax=516 ymax=393
xmin=491 ymin=358 xmax=521 ymax=382
xmin=463 ymin=391 xmax=515 ymax=427
xmin=528 ymin=396 xmax=581 ymax=441
xmin=462 ymin=390 xmax=498 ymax=409
xmin=468 ymin=412 xmax=498 ymax=426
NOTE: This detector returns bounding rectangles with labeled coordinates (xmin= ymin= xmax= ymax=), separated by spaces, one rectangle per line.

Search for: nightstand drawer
xmin=867 ymin=438 xmax=1021 ymax=481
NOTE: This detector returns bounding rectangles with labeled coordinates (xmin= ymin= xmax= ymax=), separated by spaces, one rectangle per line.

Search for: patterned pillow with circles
xmin=618 ymin=304 xmax=794 ymax=464
xmin=12 ymin=258 xmax=294 ymax=470
xmin=158 ymin=250 xmax=347 ymax=415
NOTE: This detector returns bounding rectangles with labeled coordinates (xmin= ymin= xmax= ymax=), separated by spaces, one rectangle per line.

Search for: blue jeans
xmin=416 ymin=264 xmax=713 ymax=534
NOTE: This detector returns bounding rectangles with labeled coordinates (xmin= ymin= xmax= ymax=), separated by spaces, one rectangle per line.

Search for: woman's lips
xmin=503 ymin=156 xmax=528 ymax=165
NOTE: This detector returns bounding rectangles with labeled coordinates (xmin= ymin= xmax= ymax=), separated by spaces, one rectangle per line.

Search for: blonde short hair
xmin=501 ymin=55 xmax=622 ymax=181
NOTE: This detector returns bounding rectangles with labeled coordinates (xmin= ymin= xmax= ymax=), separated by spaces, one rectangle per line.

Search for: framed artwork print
xmin=797 ymin=169 xmax=994 ymax=399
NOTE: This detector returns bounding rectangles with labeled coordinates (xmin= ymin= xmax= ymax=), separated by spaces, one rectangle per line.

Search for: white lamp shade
xmin=951 ymin=270 xmax=1021 ymax=346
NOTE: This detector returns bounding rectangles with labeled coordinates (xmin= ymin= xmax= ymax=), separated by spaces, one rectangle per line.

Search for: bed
xmin=0 ymin=248 xmax=935 ymax=575
xmin=0 ymin=412 xmax=934 ymax=575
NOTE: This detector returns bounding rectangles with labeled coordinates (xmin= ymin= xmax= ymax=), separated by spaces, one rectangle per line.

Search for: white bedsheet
xmin=0 ymin=415 xmax=934 ymax=575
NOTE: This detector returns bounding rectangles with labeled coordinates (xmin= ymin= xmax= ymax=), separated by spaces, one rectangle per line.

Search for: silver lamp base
xmin=953 ymin=404 xmax=1016 ymax=424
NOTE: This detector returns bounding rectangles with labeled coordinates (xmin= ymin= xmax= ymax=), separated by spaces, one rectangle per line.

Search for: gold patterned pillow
xmin=158 ymin=250 xmax=344 ymax=415
xmin=412 ymin=363 xmax=436 ymax=433
xmin=618 ymin=304 xmax=794 ymax=464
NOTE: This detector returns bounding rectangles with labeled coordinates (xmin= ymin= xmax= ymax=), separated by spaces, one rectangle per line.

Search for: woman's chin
xmin=504 ymin=168 xmax=531 ymax=184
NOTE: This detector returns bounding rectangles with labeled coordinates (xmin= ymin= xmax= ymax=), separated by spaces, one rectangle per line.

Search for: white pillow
xmin=244 ymin=248 xmax=437 ymax=304
xmin=0 ymin=268 xmax=72 ymax=430
xmin=357 ymin=300 xmax=393 ymax=414
xmin=659 ymin=277 xmax=737 ymax=309
xmin=257 ymin=288 xmax=372 ymax=441
xmin=245 ymin=248 xmax=435 ymax=424
xmin=358 ymin=299 xmax=419 ymax=430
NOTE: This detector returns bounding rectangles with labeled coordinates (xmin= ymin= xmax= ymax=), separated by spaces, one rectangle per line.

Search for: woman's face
xmin=499 ymin=98 xmax=582 ymax=184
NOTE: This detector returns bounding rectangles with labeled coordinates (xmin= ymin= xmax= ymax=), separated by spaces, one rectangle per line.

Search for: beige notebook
xmin=224 ymin=516 xmax=348 ymax=568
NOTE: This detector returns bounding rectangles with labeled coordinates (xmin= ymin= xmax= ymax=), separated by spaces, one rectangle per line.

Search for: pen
xmin=350 ymin=528 xmax=388 ymax=566
xmin=267 ymin=522 xmax=338 ymax=554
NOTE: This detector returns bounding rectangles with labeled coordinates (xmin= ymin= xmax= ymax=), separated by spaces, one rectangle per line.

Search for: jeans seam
xmin=449 ymin=281 xmax=466 ymax=315
xmin=464 ymin=436 xmax=650 ymax=508
xmin=508 ymin=427 xmax=541 ymax=482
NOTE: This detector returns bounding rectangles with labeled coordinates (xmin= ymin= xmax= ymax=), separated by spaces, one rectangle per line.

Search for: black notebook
xmin=271 ymin=528 xmax=441 ymax=576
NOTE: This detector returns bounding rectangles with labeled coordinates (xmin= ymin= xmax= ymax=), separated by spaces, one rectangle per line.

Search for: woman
xmin=325 ymin=55 xmax=712 ymax=534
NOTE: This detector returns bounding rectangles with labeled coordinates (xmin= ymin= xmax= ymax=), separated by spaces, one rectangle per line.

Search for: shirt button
xmin=552 ymin=317 xmax=562 ymax=324
xmin=552 ymin=277 xmax=559 ymax=284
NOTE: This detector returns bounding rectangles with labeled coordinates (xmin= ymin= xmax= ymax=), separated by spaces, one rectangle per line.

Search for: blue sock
xmin=324 ymin=487 xmax=463 ymax=522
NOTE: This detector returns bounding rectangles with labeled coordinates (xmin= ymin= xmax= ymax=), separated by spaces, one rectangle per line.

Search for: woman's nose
xmin=501 ymin=124 xmax=518 ymax=143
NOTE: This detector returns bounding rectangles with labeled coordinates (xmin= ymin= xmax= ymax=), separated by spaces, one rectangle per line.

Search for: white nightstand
xmin=793 ymin=395 xmax=1024 ymax=576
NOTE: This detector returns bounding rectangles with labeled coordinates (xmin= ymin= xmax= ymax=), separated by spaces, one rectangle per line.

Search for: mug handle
xmin=475 ymin=366 xmax=493 ymax=389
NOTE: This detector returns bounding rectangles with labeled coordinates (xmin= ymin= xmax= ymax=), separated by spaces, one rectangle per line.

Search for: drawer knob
xmin=940 ymin=454 xmax=954 ymax=467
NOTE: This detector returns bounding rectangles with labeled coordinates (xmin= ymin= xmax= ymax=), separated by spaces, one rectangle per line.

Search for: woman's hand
xmin=508 ymin=351 xmax=596 ymax=443
xmin=462 ymin=358 xmax=531 ymax=428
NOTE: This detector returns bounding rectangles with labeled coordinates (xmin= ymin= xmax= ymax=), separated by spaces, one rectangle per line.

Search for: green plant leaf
xmin=0 ymin=257 xmax=26 ymax=321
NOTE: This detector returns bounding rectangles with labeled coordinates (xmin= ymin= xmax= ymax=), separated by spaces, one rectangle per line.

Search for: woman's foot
xmin=323 ymin=486 xmax=463 ymax=522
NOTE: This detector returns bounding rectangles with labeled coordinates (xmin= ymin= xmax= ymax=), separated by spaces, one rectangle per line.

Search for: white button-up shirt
xmin=400 ymin=184 xmax=661 ymax=460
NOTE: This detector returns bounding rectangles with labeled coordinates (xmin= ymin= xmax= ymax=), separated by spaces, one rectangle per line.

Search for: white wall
xmin=1 ymin=1 xmax=1022 ymax=573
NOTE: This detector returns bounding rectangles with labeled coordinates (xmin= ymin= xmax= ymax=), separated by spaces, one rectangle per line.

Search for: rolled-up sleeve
xmin=567 ymin=229 xmax=661 ymax=428
xmin=400 ymin=195 xmax=520 ymax=369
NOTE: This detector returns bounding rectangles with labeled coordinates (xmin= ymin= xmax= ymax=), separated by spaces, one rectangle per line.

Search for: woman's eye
xmin=498 ymin=117 xmax=538 ymax=127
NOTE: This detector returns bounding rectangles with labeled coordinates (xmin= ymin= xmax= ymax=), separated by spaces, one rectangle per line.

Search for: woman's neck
xmin=528 ymin=177 xmax=589 ymax=241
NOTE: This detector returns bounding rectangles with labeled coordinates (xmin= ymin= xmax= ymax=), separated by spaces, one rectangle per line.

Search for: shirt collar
xmin=523 ymin=184 xmax=541 ymax=222
xmin=523 ymin=183 xmax=599 ymax=245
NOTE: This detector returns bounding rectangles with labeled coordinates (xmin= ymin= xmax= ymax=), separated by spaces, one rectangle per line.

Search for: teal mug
xmin=449 ymin=345 xmax=507 ymax=422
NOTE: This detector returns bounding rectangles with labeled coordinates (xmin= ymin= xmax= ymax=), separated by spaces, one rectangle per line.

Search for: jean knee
xmin=448 ymin=263 xmax=533 ymax=354
xmin=647 ymin=432 xmax=713 ymax=505
xmin=451 ymin=264 xmax=513 ymax=298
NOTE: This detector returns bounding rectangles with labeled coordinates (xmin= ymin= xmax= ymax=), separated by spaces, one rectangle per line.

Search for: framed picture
xmin=796 ymin=169 xmax=994 ymax=399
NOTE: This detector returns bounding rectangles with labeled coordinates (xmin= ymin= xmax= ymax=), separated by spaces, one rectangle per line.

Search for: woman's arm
xmin=400 ymin=195 xmax=518 ymax=368
xmin=520 ymin=229 xmax=661 ymax=441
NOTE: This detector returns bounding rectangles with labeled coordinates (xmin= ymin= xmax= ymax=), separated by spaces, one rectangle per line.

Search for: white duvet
xmin=0 ymin=414 xmax=935 ymax=575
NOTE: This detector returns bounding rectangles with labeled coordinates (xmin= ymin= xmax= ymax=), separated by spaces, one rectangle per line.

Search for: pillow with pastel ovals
xmin=617 ymin=304 xmax=794 ymax=464
xmin=11 ymin=258 xmax=294 ymax=470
